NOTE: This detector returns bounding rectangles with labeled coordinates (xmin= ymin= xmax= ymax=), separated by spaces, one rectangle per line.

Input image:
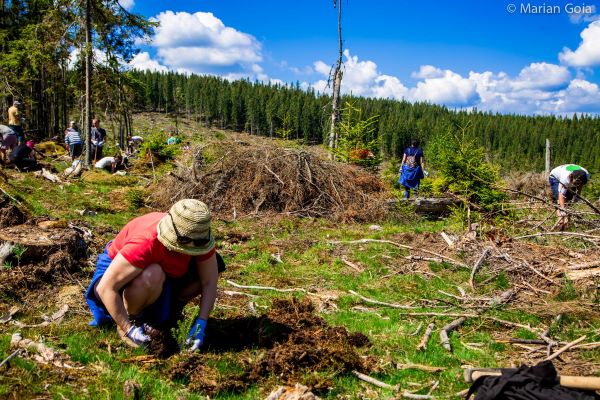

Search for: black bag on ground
xmin=467 ymin=361 xmax=600 ymax=400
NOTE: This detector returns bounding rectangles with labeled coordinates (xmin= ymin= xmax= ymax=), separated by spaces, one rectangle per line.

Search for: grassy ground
xmin=0 ymin=113 xmax=599 ymax=399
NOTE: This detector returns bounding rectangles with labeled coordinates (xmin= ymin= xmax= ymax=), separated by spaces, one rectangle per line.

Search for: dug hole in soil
xmin=167 ymin=298 xmax=371 ymax=397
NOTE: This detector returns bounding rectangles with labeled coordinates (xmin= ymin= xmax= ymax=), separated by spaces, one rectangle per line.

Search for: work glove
xmin=186 ymin=318 xmax=207 ymax=352
xmin=125 ymin=324 xmax=151 ymax=347
xmin=423 ymin=170 xmax=429 ymax=177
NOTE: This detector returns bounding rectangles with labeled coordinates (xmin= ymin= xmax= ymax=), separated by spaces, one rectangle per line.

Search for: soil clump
xmin=169 ymin=298 xmax=370 ymax=396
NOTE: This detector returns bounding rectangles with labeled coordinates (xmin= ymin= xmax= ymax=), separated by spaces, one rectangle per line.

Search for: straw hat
xmin=157 ymin=199 xmax=215 ymax=256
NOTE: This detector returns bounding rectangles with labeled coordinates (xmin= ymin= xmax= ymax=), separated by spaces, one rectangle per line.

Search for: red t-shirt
xmin=108 ymin=212 xmax=215 ymax=278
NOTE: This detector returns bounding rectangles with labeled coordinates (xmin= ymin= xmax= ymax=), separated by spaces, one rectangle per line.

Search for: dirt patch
xmin=149 ymin=142 xmax=390 ymax=222
xmin=0 ymin=223 xmax=86 ymax=298
xmin=146 ymin=327 xmax=180 ymax=359
xmin=169 ymin=298 xmax=370 ymax=397
xmin=0 ymin=194 xmax=27 ymax=229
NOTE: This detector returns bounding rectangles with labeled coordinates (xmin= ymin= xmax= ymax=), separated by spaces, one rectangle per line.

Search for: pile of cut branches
xmin=149 ymin=142 xmax=390 ymax=222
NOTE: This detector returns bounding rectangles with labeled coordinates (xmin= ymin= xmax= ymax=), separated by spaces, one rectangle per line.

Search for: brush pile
xmin=150 ymin=142 xmax=390 ymax=221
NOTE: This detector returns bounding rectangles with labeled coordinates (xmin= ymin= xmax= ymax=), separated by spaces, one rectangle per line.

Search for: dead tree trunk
xmin=84 ymin=0 xmax=93 ymax=166
xmin=328 ymin=0 xmax=343 ymax=151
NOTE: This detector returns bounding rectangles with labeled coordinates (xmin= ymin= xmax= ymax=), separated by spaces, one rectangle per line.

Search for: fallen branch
xmin=568 ymin=260 xmax=600 ymax=270
xmin=222 ymin=290 xmax=259 ymax=298
xmin=329 ymin=239 xmax=469 ymax=268
xmin=10 ymin=333 xmax=78 ymax=369
xmin=417 ymin=323 xmax=435 ymax=351
xmin=544 ymin=335 xmax=587 ymax=361
xmin=0 ymin=306 xmax=20 ymax=324
xmin=440 ymin=317 xmax=467 ymax=351
xmin=567 ymin=268 xmax=600 ymax=281
xmin=441 ymin=232 xmax=455 ymax=248
xmin=12 ymin=305 xmax=68 ymax=328
xmin=349 ymin=290 xmax=417 ymax=309
xmin=515 ymin=232 xmax=600 ymax=241
xmin=0 ymin=349 xmax=20 ymax=369
xmin=469 ymin=248 xmax=491 ymax=288
xmin=397 ymin=362 xmax=445 ymax=373
xmin=352 ymin=370 xmax=397 ymax=390
xmin=402 ymin=393 xmax=434 ymax=399
xmin=440 ymin=290 xmax=514 ymax=352
xmin=226 ymin=280 xmax=305 ymax=293
xmin=341 ymin=257 xmax=364 ymax=272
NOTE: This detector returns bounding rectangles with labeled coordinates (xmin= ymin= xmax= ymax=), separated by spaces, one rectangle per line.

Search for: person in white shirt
xmin=548 ymin=164 xmax=591 ymax=230
xmin=95 ymin=155 xmax=123 ymax=173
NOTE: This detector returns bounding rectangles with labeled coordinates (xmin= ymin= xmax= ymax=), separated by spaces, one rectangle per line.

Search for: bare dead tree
xmin=327 ymin=0 xmax=343 ymax=151
xmin=84 ymin=0 xmax=93 ymax=165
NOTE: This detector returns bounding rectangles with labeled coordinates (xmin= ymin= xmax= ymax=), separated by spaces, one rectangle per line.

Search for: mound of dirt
xmin=0 ymin=194 xmax=27 ymax=228
xmin=169 ymin=298 xmax=370 ymax=397
xmin=149 ymin=142 xmax=389 ymax=222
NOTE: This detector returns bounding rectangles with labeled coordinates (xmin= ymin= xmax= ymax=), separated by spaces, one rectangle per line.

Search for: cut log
xmin=387 ymin=197 xmax=459 ymax=215
xmin=0 ymin=224 xmax=86 ymax=264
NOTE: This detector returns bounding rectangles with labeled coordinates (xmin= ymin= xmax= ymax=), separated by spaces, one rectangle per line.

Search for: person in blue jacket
xmin=399 ymin=140 xmax=426 ymax=199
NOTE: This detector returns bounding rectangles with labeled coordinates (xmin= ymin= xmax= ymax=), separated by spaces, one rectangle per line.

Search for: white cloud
xmin=551 ymin=79 xmax=600 ymax=113
xmin=308 ymin=50 xmax=599 ymax=114
xmin=118 ymin=0 xmax=134 ymax=11
xmin=309 ymin=50 xmax=408 ymax=100
xmin=559 ymin=20 xmax=600 ymax=67
xmin=409 ymin=68 xmax=479 ymax=106
xmin=512 ymin=62 xmax=570 ymax=90
xmin=138 ymin=11 xmax=263 ymax=78
xmin=411 ymin=65 xmax=446 ymax=79
xmin=129 ymin=51 xmax=168 ymax=72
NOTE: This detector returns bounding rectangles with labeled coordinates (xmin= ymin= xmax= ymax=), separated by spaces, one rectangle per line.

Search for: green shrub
xmin=427 ymin=123 xmax=506 ymax=211
xmin=126 ymin=188 xmax=145 ymax=211
xmin=333 ymin=101 xmax=381 ymax=167
xmin=140 ymin=132 xmax=178 ymax=161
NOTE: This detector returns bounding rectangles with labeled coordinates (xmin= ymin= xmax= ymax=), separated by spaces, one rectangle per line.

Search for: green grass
xmin=1 ymin=112 xmax=599 ymax=399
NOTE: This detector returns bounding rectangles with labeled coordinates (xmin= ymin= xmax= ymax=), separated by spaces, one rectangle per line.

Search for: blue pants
xmin=549 ymin=177 xmax=559 ymax=201
xmin=85 ymin=243 xmax=225 ymax=328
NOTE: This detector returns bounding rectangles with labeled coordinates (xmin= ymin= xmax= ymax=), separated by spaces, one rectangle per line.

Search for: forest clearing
xmin=2 ymin=1 xmax=600 ymax=399
xmin=0 ymin=112 xmax=599 ymax=399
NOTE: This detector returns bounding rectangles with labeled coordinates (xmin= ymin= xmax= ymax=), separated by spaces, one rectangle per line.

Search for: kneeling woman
xmin=85 ymin=199 xmax=224 ymax=350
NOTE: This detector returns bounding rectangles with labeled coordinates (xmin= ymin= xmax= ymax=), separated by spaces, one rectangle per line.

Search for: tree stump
xmin=0 ymin=224 xmax=86 ymax=264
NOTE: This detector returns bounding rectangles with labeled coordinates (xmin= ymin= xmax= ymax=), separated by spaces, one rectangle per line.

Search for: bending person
xmin=548 ymin=164 xmax=591 ymax=230
xmin=85 ymin=199 xmax=224 ymax=350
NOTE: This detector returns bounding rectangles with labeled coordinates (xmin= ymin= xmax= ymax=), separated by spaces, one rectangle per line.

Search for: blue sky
xmin=123 ymin=0 xmax=600 ymax=115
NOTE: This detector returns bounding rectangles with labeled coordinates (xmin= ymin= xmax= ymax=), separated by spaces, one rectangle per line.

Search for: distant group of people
xmin=1 ymin=101 xmax=132 ymax=174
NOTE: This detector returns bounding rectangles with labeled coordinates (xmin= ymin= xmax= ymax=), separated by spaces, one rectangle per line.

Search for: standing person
xmin=549 ymin=164 xmax=591 ymax=230
xmin=399 ymin=140 xmax=426 ymax=199
xmin=91 ymin=119 xmax=107 ymax=162
xmin=85 ymin=199 xmax=225 ymax=350
xmin=7 ymin=101 xmax=25 ymax=142
xmin=64 ymin=121 xmax=82 ymax=159
xmin=0 ymin=125 xmax=18 ymax=163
